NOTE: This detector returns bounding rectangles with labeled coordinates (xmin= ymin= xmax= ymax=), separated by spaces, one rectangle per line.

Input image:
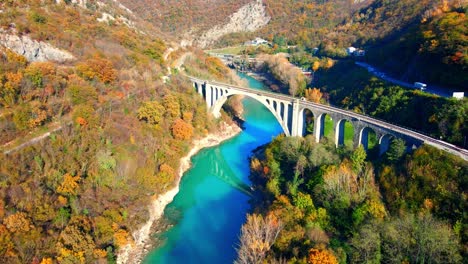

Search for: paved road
xmin=354 ymin=62 xmax=462 ymax=98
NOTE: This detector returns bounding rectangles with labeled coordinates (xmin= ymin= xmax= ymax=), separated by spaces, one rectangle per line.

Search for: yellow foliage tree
xmin=137 ymin=101 xmax=165 ymax=125
xmin=93 ymin=248 xmax=107 ymax=259
xmin=308 ymin=248 xmax=338 ymax=264
xmin=0 ymin=71 xmax=23 ymax=107
xmin=312 ymin=61 xmax=320 ymax=72
xmin=40 ymin=257 xmax=53 ymax=264
xmin=324 ymin=58 xmax=334 ymax=69
xmin=56 ymin=173 xmax=80 ymax=196
xmin=182 ymin=111 xmax=193 ymax=122
xmin=305 ymin=88 xmax=323 ymax=103
xmin=24 ymin=62 xmax=56 ymax=88
xmin=5 ymin=49 xmax=27 ymax=67
xmin=113 ymin=229 xmax=130 ymax=248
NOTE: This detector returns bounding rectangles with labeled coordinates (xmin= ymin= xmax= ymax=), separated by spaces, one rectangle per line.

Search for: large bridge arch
xmin=335 ymin=118 xmax=355 ymax=148
xmin=297 ymin=108 xmax=315 ymax=137
xmin=210 ymin=91 xmax=292 ymax=136
xmin=359 ymin=127 xmax=378 ymax=151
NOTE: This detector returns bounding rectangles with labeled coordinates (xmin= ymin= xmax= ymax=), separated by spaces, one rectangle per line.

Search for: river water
xmin=143 ymin=73 xmax=283 ymax=263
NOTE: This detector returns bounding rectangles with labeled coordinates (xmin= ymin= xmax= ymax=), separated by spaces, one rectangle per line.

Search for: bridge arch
xmin=359 ymin=127 xmax=378 ymax=151
xmin=379 ymin=134 xmax=396 ymax=155
xmin=297 ymin=107 xmax=317 ymax=137
xmin=210 ymin=91 xmax=291 ymax=136
xmin=335 ymin=118 xmax=354 ymax=148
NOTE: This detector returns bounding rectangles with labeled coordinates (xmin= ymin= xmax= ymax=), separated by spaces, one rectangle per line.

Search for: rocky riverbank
xmin=117 ymin=122 xmax=242 ymax=264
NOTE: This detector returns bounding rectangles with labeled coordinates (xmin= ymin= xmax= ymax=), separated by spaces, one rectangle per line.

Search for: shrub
xmin=68 ymin=85 xmax=98 ymax=105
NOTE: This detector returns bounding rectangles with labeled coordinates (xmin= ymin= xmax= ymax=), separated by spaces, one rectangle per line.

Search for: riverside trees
xmin=0 ymin=1 xmax=235 ymax=262
xmin=258 ymin=54 xmax=307 ymax=96
xmin=245 ymin=135 xmax=465 ymax=263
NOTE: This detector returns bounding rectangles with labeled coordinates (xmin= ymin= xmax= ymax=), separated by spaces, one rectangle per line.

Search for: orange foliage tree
xmin=76 ymin=57 xmax=117 ymax=84
xmin=3 ymin=212 xmax=31 ymax=233
xmin=171 ymin=119 xmax=193 ymax=140
xmin=56 ymin=173 xmax=80 ymax=196
xmin=0 ymin=71 xmax=23 ymax=107
xmin=308 ymin=248 xmax=338 ymax=264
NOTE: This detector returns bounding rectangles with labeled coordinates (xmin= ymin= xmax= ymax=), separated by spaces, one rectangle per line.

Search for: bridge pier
xmin=334 ymin=117 xmax=343 ymax=148
xmin=282 ymin=104 xmax=289 ymax=135
xmin=205 ymin=85 xmax=212 ymax=108
xmin=352 ymin=122 xmax=366 ymax=149
xmin=291 ymin=99 xmax=301 ymax=137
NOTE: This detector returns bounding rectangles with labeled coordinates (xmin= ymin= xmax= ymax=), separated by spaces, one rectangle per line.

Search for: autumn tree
xmin=72 ymin=104 xmax=98 ymax=128
xmin=24 ymin=62 xmax=55 ymax=88
xmin=76 ymin=57 xmax=117 ymax=84
xmin=258 ymin=54 xmax=306 ymax=96
xmin=307 ymin=248 xmax=338 ymax=264
xmin=57 ymin=216 xmax=96 ymax=263
xmin=235 ymin=214 xmax=283 ymax=264
xmin=137 ymin=101 xmax=164 ymax=126
xmin=171 ymin=119 xmax=193 ymax=140
xmin=312 ymin=61 xmax=320 ymax=72
xmin=163 ymin=93 xmax=181 ymax=121
xmin=12 ymin=102 xmax=48 ymax=130
xmin=305 ymin=88 xmax=323 ymax=103
xmin=56 ymin=173 xmax=80 ymax=197
xmin=0 ymin=224 xmax=14 ymax=258
xmin=3 ymin=212 xmax=31 ymax=233
xmin=0 ymin=72 xmax=23 ymax=107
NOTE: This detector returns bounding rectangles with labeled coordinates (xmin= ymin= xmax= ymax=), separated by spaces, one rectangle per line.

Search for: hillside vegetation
xmin=0 ymin=1 xmax=238 ymax=263
xmin=242 ymin=135 xmax=466 ymax=263
xmin=118 ymin=0 xmax=251 ymax=36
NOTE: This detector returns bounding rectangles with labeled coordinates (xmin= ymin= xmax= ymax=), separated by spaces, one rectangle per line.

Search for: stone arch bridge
xmin=188 ymin=76 xmax=468 ymax=160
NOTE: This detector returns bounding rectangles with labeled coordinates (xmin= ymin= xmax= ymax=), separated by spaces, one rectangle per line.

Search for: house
xmin=453 ymin=92 xmax=465 ymax=99
xmin=245 ymin=37 xmax=269 ymax=46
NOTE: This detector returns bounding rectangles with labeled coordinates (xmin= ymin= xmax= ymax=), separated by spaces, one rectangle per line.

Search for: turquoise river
xmin=143 ymin=73 xmax=283 ymax=263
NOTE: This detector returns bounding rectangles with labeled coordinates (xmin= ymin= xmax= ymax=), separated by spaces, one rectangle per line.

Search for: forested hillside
xmin=128 ymin=0 xmax=465 ymax=89
xmin=240 ymin=135 xmax=466 ymax=263
xmin=0 ymin=1 xmax=238 ymax=262
xmin=118 ymin=0 xmax=251 ymax=36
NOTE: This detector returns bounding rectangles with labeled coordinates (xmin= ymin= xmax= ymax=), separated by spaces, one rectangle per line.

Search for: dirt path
xmin=2 ymin=122 xmax=65 ymax=155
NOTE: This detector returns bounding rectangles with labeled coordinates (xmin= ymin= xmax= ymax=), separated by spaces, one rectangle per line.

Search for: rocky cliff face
xmin=0 ymin=32 xmax=75 ymax=62
xmin=193 ymin=0 xmax=270 ymax=48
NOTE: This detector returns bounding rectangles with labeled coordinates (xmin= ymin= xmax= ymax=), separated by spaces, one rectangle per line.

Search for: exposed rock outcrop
xmin=0 ymin=32 xmax=75 ymax=62
xmin=194 ymin=0 xmax=270 ymax=48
